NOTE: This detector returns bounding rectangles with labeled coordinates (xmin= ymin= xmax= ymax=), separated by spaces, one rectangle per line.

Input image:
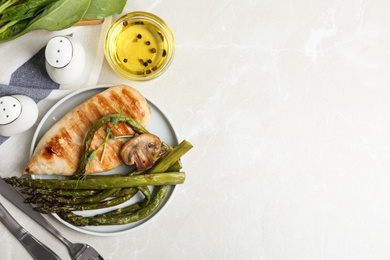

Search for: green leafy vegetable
xmin=21 ymin=0 xmax=90 ymax=31
xmin=0 ymin=0 xmax=91 ymax=43
xmin=0 ymin=0 xmax=58 ymax=23
xmin=0 ymin=0 xmax=127 ymax=43
xmin=0 ymin=0 xmax=18 ymax=14
xmin=83 ymin=0 xmax=126 ymax=19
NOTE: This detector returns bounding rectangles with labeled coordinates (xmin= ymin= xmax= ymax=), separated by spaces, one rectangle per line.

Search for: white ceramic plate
xmin=30 ymin=85 xmax=179 ymax=236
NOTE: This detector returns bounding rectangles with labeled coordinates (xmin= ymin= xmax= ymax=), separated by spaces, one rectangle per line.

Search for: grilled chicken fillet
xmin=22 ymin=85 xmax=151 ymax=176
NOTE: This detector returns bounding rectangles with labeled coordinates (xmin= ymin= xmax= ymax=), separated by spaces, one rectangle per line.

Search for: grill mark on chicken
xmin=105 ymin=142 xmax=122 ymax=163
xmin=76 ymin=109 xmax=93 ymax=134
xmin=60 ymin=128 xmax=72 ymax=145
xmin=59 ymin=128 xmax=76 ymax=169
xmin=90 ymin=126 xmax=129 ymax=165
xmin=122 ymin=88 xmax=144 ymax=119
xmin=94 ymin=94 xmax=130 ymax=135
xmin=68 ymin=117 xmax=84 ymax=139
xmin=113 ymin=90 xmax=139 ymax=121
xmin=85 ymin=102 xmax=112 ymax=152
xmin=90 ymin=142 xmax=121 ymax=172
xmin=95 ymin=95 xmax=116 ymax=115
xmin=43 ymin=136 xmax=63 ymax=159
xmin=112 ymin=122 xmax=134 ymax=137
xmin=109 ymin=91 xmax=130 ymax=115
xmin=106 ymin=91 xmax=135 ymax=135
xmin=86 ymin=101 xmax=104 ymax=123
xmin=42 ymin=128 xmax=76 ymax=169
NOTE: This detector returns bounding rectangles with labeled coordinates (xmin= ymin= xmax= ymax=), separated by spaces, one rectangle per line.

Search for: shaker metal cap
xmin=45 ymin=36 xmax=73 ymax=68
xmin=0 ymin=96 xmax=22 ymax=125
xmin=0 ymin=95 xmax=38 ymax=136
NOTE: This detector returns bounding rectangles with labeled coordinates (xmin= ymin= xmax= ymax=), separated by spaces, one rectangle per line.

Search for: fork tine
xmin=75 ymin=245 xmax=104 ymax=260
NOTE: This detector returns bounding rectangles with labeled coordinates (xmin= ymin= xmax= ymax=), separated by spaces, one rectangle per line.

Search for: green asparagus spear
xmin=147 ymin=140 xmax=192 ymax=174
xmin=58 ymin=185 xmax=168 ymax=226
xmin=4 ymin=172 xmax=185 ymax=190
xmin=166 ymin=160 xmax=183 ymax=172
xmin=34 ymin=189 xmax=139 ymax=213
xmin=20 ymin=188 xmax=100 ymax=197
xmin=94 ymin=186 xmax=151 ymax=218
xmin=25 ymin=188 xmax=121 ymax=204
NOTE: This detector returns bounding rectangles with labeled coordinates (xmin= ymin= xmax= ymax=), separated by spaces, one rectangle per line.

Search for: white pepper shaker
xmin=45 ymin=36 xmax=85 ymax=85
xmin=0 ymin=95 xmax=38 ymax=136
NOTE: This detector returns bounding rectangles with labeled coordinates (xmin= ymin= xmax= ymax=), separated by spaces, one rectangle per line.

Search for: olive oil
xmin=105 ymin=12 xmax=174 ymax=81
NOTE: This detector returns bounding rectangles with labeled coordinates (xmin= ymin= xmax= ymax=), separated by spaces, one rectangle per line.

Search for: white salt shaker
xmin=0 ymin=95 xmax=38 ymax=136
xmin=45 ymin=36 xmax=85 ymax=85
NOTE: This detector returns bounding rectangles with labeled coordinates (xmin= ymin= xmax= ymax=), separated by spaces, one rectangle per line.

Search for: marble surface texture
xmin=2 ymin=0 xmax=390 ymax=259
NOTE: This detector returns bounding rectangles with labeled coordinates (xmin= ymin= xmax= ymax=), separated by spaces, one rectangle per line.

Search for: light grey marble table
xmin=1 ymin=1 xmax=390 ymax=259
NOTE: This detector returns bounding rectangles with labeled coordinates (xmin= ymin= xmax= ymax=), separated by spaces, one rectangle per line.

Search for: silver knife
xmin=0 ymin=177 xmax=65 ymax=257
xmin=0 ymin=177 xmax=48 ymax=225
xmin=0 ymin=201 xmax=61 ymax=260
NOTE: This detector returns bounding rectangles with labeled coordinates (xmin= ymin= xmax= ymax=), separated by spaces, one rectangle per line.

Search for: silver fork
xmin=0 ymin=177 xmax=104 ymax=260
xmin=43 ymin=223 xmax=104 ymax=260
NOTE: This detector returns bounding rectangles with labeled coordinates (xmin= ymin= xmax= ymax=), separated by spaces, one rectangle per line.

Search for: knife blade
xmin=0 ymin=177 xmax=41 ymax=219
xmin=0 ymin=201 xmax=61 ymax=260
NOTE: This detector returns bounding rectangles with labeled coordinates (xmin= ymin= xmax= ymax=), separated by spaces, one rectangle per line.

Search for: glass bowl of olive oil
xmin=104 ymin=12 xmax=175 ymax=81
